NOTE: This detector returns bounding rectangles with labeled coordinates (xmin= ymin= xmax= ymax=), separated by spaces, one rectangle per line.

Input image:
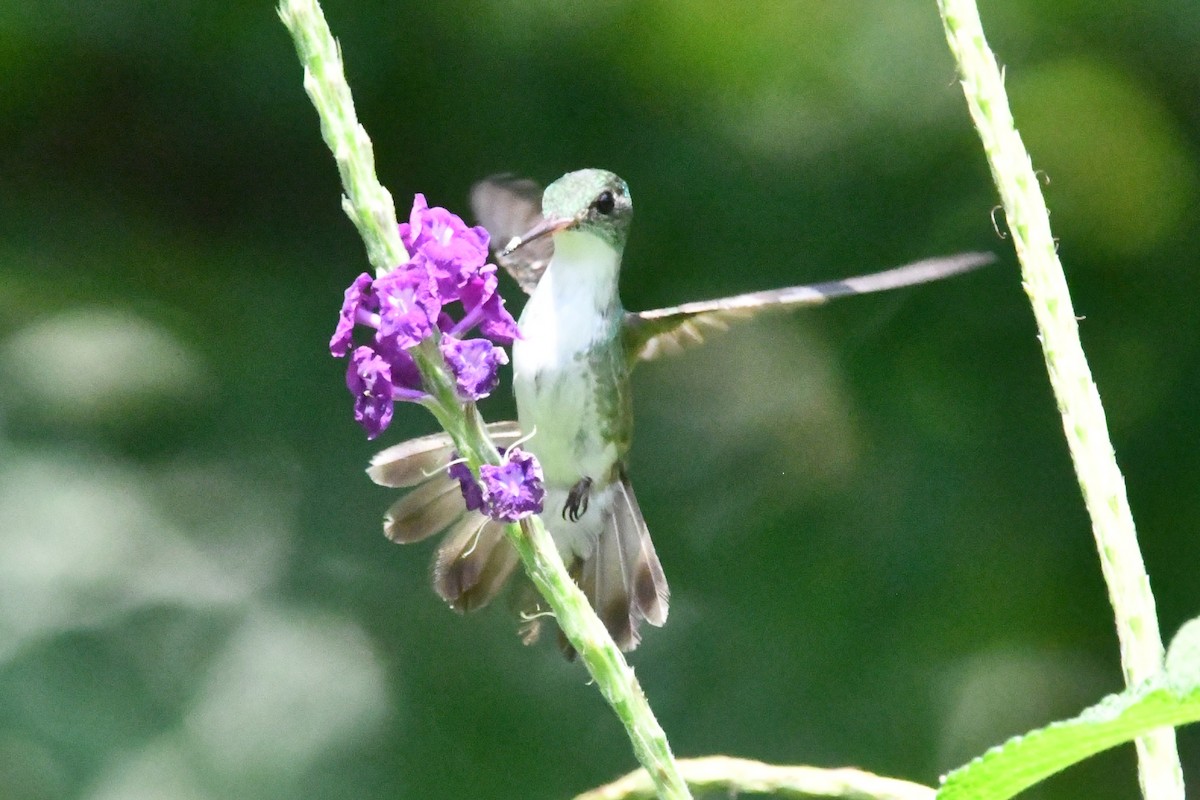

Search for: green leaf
xmin=937 ymin=616 xmax=1200 ymax=800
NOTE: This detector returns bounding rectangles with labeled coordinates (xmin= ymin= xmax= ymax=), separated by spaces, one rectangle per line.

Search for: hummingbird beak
xmin=501 ymin=214 xmax=579 ymax=257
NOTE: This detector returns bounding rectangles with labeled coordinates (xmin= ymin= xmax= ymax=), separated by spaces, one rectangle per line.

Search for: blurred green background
xmin=1 ymin=1 xmax=1197 ymax=798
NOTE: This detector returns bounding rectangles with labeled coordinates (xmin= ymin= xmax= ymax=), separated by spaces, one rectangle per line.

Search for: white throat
xmin=538 ymin=230 xmax=621 ymax=314
xmin=516 ymin=230 xmax=622 ymax=349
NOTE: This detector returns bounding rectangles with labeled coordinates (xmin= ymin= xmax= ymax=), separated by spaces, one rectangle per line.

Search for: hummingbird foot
xmin=562 ymin=477 xmax=593 ymax=522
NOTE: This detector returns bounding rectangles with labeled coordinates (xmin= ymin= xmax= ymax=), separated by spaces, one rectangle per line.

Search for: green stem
xmin=513 ymin=516 xmax=691 ymax=800
xmin=278 ymin=1 xmax=690 ymax=797
xmin=573 ymin=756 xmax=935 ymax=800
xmin=935 ymin=2 xmax=1183 ymax=798
xmin=278 ymin=0 xmax=407 ymax=276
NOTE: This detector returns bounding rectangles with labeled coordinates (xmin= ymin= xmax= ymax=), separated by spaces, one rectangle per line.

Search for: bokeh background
xmin=1 ymin=1 xmax=1198 ymax=798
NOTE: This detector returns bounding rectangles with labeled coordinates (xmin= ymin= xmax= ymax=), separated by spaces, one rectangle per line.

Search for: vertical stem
xmin=935 ymin=2 xmax=1183 ymax=798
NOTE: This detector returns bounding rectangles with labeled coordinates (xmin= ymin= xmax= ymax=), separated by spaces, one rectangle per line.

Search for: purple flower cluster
xmin=331 ymin=195 xmax=519 ymax=438
xmin=450 ymin=448 xmax=546 ymax=523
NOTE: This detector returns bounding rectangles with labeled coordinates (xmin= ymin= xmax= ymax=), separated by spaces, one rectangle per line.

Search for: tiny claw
xmin=562 ymin=477 xmax=593 ymax=522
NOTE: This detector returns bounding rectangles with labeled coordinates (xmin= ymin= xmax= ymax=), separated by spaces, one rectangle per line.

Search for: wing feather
xmin=470 ymin=174 xmax=551 ymax=294
xmin=623 ymin=252 xmax=995 ymax=363
xmin=433 ymin=514 xmax=517 ymax=612
xmin=382 ymin=475 xmax=464 ymax=543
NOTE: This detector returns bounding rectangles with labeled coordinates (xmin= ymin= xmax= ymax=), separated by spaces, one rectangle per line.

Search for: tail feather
xmin=613 ymin=472 xmax=670 ymax=628
xmin=581 ymin=506 xmax=638 ymax=650
xmin=575 ymin=473 xmax=670 ymax=653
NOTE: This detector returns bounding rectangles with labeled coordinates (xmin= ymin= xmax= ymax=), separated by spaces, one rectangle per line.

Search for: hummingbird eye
xmin=593 ymin=190 xmax=616 ymax=215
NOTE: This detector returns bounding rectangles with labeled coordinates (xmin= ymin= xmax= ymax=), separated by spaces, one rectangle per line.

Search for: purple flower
xmin=400 ymin=194 xmax=490 ymax=295
xmin=372 ymin=339 xmax=424 ymax=396
xmin=440 ymin=335 xmax=508 ymax=401
xmin=330 ymin=193 xmax=523 ymax=439
xmin=331 ymin=272 xmax=375 ymax=357
xmin=477 ymin=292 xmax=520 ymax=344
xmin=453 ymin=266 xmax=519 ymax=344
xmin=448 ymin=457 xmax=485 ymax=512
xmin=479 ymin=448 xmax=545 ymax=522
xmin=346 ymin=346 xmax=395 ymax=439
xmin=373 ymin=261 xmax=441 ymax=350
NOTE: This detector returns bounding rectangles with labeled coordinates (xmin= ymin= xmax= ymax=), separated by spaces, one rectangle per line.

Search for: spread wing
xmin=469 ymin=174 xmax=551 ymax=295
xmin=623 ymin=252 xmax=995 ymax=362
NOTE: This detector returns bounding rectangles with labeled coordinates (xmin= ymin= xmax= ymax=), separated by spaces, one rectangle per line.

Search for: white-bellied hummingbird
xmin=368 ymin=169 xmax=993 ymax=655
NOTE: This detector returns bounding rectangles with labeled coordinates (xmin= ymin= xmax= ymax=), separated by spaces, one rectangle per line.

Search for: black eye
xmin=593 ymin=190 xmax=615 ymax=215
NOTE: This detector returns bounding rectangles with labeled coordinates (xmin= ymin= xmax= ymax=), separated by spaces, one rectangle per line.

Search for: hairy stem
xmin=513 ymin=516 xmax=691 ymax=800
xmin=278 ymin=0 xmax=407 ymax=275
xmin=278 ymin=1 xmax=690 ymax=797
xmin=935 ymin=2 xmax=1183 ymax=798
xmin=574 ymin=756 xmax=935 ymax=800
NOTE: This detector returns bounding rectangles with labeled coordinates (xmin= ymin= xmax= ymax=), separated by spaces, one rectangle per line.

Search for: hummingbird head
xmin=502 ymin=169 xmax=633 ymax=256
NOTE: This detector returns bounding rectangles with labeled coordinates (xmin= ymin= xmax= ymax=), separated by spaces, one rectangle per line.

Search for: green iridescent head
xmin=542 ymin=169 xmax=633 ymax=251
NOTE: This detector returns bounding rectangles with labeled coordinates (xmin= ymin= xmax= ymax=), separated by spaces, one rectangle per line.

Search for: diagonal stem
xmin=511 ymin=516 xmax=691 ymax=800
xmin=278 ymin=1 xmax=691 ymax=797
xmin=278 ymin=0 xmax=407 ymax=276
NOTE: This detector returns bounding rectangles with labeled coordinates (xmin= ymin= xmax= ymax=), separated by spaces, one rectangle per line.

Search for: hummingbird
xmin=368 ymin=168 xmax=993 ymax=654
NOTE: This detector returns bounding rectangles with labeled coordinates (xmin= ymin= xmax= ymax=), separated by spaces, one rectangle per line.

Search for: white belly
xmin=512 ymin=281 xmax=619 ymax=487
xmin=510 ymin=231 xmax=625 ymax=560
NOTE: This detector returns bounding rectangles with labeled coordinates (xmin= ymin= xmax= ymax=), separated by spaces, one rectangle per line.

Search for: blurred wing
xmin=470 ymin=174 xmax=551 ymax=295
xmin=368 ymin=421 xmax=522 ymax=546
xmin=623 ymin=252 xmax=995 ymax=362
xmin=367 ymin=421 xmax=523 ymax=488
